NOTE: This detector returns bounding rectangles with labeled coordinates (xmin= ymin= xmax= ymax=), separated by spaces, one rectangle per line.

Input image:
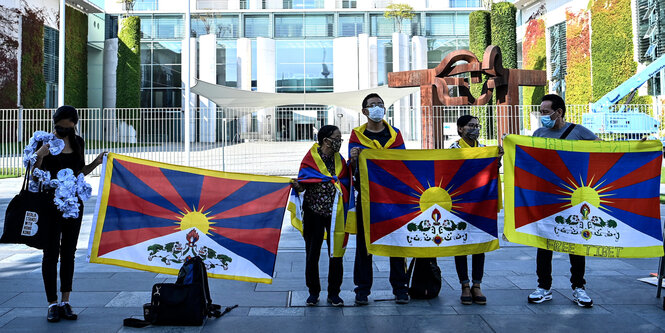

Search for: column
xmin=392 ymin=32 xmax=410 ymax=136
xmin=333 ymin=36 xmax=359 ymax=130
xmin=181 ymin=37 xmax=197 ymax=143
xmin=198 ymin=34 xmax=217 ymax=143
xmin=411 ymin=36 xmax=427 ymax=143
xmin=257 ymin=37 xmax=275 ymax=139
xmin=237 ymin=38 xmax=252 ymax=91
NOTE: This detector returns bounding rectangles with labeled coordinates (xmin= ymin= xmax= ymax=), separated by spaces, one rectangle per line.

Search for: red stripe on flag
xmin=108 ymin=184 xmax=183 ymax=221
xmin=454 ymin=200 xmax=498 ymax=220
xmin=212 ymin=227 xmax=281 ymax=254
xmin=434 ymin=159 xmax=466 ymax=190
xmin=370 ymin=211 xmax=420 ymax=243
xmin=514 ymin=202 xmax=569 ymax=228
xmin=602 ymin=155 xmax=661 ymax=191
xmin=198 ymin=177 xmax=248 ymax=212
xmin=368 ymin=181 xmax=420 ymax=204
xmin=117 ymin=159 xmax=189 ymax=211
xmin=98 ymin=226 xmax=177 ymax=256
xmin=514 ymin=167 xmax=567 ymax=195
xmin=372 ymin=159 xmax=427 ymax=193
xmin=519 ymin=145 xmax=578 ymax=186
xmin=208 ymin=186 xmax=290 ymax=220
xmin=450 ymin=160 xmax=498 ymax=196
xmin=586 ymin=153 xmax=623 ymax=187
xmin=602 ymin=197 xmax=661 ymax=219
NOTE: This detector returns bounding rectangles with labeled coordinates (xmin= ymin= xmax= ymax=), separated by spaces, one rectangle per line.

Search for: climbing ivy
xmin=20 ymin=8 xmax=46 ymax=108
xmin=65 ymin=6 xmax=88 ymax=108
xmin=522 ymin=18 xmax=547 ymax=106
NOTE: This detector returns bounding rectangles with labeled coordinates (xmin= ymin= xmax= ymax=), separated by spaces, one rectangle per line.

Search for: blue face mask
xmin=368 ymin=106 xmax=385 ymax=122
xmin=540 ymin=115 xmax=555 ymax=129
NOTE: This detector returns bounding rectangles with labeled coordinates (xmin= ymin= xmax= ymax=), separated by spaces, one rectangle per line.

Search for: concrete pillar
xmin=181 ymin=37 xmax=197 ymax=143
xmin=198 ymin=34 xmax=217 ymax=143
xmin=333 ymin=36 xmax=359 ymax=92
xmin=257 ymin=37 xmax=275 ymax=139
xmin=249 ymin=0 xmax=262 ymax=9
xmin=237 ymin=38 xmax=252 ymax=91
xmin=411 ymin=36 xmax=427 ymax=141
xmin=324 ymin=0 xmax=336 ymax=9
xmin=369 ymin=36 xmax=378 ymax=88
xmin=358 ymin=34 xmax=370 ymax=90
xmin=103 ymin=38 xmax=118 ymax=142
xmin=392 ymin=32 xmax=410 ymax=136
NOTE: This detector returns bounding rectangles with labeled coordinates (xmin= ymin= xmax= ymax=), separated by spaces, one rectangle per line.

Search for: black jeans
xmin=303 ymin=207 xmax=343 ymax=297
xmin=536 ymin=248 xmax=586 ymax=290
xmin=353 ymin=202 xmax=409 ymax=297
xmin=42 ymin=205 xmax=83 ymax=303
xmin=454 ymin=253 xmax=485 ymax=285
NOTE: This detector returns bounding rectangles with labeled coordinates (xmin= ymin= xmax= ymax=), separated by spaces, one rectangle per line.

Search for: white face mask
xmin=368 ymin=106 xmax=385 ymax=122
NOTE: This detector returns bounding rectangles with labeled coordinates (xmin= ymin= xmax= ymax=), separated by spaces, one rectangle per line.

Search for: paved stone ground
xmin=0 ymin=177 xmax=664 ymax=333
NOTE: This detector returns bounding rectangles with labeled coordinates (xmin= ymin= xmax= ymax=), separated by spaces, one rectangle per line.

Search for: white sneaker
xmin=528 ymin=287 xmax=552 ymax=303
xmin=572 ymin=288 xmax=593 ymax=308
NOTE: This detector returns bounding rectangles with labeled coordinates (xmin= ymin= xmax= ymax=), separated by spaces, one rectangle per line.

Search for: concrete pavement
xmin=0 ymin=176 xmax=663 ymax=333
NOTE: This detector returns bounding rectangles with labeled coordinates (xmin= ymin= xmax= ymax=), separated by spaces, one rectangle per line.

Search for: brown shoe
xmin=460 ymin=285 xmax=472 ymax=305
xmin=471 ymin=285 xmax=487 ymax=305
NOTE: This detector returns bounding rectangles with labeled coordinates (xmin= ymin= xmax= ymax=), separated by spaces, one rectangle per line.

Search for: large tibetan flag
xmin=87 ymin=153 xmax=291 ymax=284
xmin=358 ymin=148 xmax=501 ymax=257
xmin=287 ymin=143 xmax=353 ymax=257
xmin=503 ymin=135 xmax=664 ymax=258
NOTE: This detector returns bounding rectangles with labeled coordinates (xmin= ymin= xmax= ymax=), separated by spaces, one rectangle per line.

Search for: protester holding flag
xmin=291 ymin=125 xmax=349 ymax=307
xmin=29 ymin=106 xmax=105 ymax=322
xmin=348 ymin=93 xmax=410 ymax=305
xmin=527 ymin=94 xmax=599 ymax=308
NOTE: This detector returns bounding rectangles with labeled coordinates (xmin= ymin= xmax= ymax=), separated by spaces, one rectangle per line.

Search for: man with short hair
xmin=527 ymin=93 xmax=599 ymax=308
xmin=348 ymin=93 xmax=410 ymax=305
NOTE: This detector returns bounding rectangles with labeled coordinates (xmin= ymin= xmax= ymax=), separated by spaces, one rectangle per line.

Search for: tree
xmin=384 ymin=3 xmax=415 ymax=34
xmin=119 ymin=0 xmax=135 ymax=17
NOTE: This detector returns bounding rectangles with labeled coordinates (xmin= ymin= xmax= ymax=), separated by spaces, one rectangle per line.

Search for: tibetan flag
xmin=358 ymin=148 xmax=500 ymax=257
xmin=87 ymin=153 xmax=291 ymax=284
xmin=287 ymin=143 xmax=352 ymax=258
xmin=503 ymin=135 xmax=664 ymax=258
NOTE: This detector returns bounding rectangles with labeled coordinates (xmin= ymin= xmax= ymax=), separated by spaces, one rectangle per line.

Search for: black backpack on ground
xmin=124 ymin=256 xmax=237 ymax=327
xmin=407 ymin=258 xmax=442 ymax=299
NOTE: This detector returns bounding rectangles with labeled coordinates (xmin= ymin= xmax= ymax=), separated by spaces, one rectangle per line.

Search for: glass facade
xmin=450 ymin=0 xmax=481 ymax=8
xmin=44 ymin=26 xmax=59 ymax=108
xmin=123 ymin=9 xmax=473 ymax=108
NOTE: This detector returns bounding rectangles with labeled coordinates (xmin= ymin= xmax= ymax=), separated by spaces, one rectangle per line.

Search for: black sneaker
xmin=354 ymin=294 xmax=369 ymax=306
xmin=395 ymin=293 xmax=410 ymax=304
xmin=306 ymin=295 xmax=319 ymax=306
xmin=47 ymin=305 xmax=60 ymax=323
xmin=59 ymin=303 xmax=78 ymax=320
xmin=327 ymin=295 xmax=344 ymax=307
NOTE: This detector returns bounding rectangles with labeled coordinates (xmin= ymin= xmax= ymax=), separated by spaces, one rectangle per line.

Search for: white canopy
xmin=190 ymin=80 xmax=420 ymax=111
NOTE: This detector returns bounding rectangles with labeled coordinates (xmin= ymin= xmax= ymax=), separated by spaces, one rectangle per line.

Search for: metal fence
xmin=1 ymin=104 xmax=663 ymax=177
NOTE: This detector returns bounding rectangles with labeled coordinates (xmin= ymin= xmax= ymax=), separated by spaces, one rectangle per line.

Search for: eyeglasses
xmin=326 ymin=137 xmax=344 ymax=142
xmin=466 ymin=124 xmax=481 ymax=129
xmin=367 ymin=103 xmax=384 ymax=108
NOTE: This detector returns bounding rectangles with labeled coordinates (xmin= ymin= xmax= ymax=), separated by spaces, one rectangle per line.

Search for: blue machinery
xmin=582 ymin=54 xmax=665 ymax=135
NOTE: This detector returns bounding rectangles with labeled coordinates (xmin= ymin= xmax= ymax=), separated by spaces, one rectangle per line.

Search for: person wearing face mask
xmin=31 ymin=106 xmax=106 ymax=322
xmin=528 ymin=94 xmax=599 ymax=308
xmin=291 ymin=125 xmax=347 ymax=307
xmin=348 ymin=93 xmax=410 ymax=305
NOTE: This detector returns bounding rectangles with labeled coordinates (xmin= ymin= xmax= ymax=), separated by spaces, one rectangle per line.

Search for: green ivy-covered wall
xmin=565 ymin=9 xmax=592 ymax=106
xmin=64 ymin=6 xmax=88 ymax=108
xmin=469 ymin=10 xmax=491 ymax=101
xmin=522 ymin=19 xmax=547 ymax=106
xmin=491 ymin=2 xmax=517 ymax=69
xmin=116 ymin=16 xmax=141 ymax=109
xmin=21 ymin=9 xmax=46 ymax=108
xmin=0 ymin=7 xmax=19 ymax=108
xmin=589 ymin=0 xmax=651 ymax=104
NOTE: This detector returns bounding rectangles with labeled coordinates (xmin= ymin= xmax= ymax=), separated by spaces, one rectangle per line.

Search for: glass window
xmin=216 ymin=40 xmax=238 ymax=87
xmin=140 ymin=89 xmax=152 ymax=108
xmin=244 ymin=15 xmax=269 ymax=38
xmin=44 ymin=26 xmax=59 ymax=108
xmin=252 ymin=40 xmax=257 ymax=90
xmin=455 ymin=13 xmax=469 ymax=35
xmin=131 ymin=0 xmax=158 ymax=11
xmin=274 ymin=15 xmax=303 ymax=38
xmin=197 ymin=0 xmax=230 ymax=10
xmin=136 ymin=16 xmax=152 ymax=39
xmin=239 ymin=0 xmax=248 ymax=9
xmin=370 ymin=14 xmax=395 ymax=37
xmin=342 ymin=0 xmax=356 ymax=8
xmin=426 ymin=13 xmax=454 ymax=36
xmin=152 ymin=64 xmax=182 ymax=88
xmin=191 ymin=15 xmax=238 ymax=38
xmin=152 ymin=89 xmax=181 ymax=108
xmin=449 ymin=0 xmax=480 ymax=7
xmin=427 ymin=38 xmax=468 ymax=68
xmin=305 ymin=14 xmax=333 ymax=37
xmin=377 ymin=39 xmax=392 ymax=86
xmin=289 ymin=0 xmax=324 ymax=9
xmin=338 ymin=14 xmax=364 ymax=36
xmin=141 ymin=42 xmax=152 ymax=64
xmin=275 ymin=40 xmax=333 ymax=93
xmin=154 ymin=15 xmax=184 ymax=39
xmin=141 ymin=65 xmax=151 ymax=88
xmin=153 ymin=42 xmax=181 ymax=65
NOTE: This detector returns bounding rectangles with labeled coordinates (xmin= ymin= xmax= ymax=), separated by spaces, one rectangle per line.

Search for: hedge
xmin=64 ymin=6 xmax=88 ymax=108
xmin=469 ymin=10 xmax=491 ymax=103
xmin=21 ymin=8 xmax=46 ymax=108
xmin=564 ymin=9 xmax=592 ymax=106
xmin=522 ymin=18 xmax=547 ymax=106
xmin=116 ymin=16 xmax=141 ymax=109
xmin=491 ymin=2 xmax=517 ymax=69
xmin=0 ymin=7 xmax=19 ymax=108
xmin=589 ymin=0 xmax=651 ymax=104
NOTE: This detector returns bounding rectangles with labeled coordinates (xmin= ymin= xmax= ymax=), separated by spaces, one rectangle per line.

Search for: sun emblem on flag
xmin=175 ymin=206 xmax=217 ymax=235
xmin=415 ymin=181 xmax=462 ymax=213
xmin=558 ymin=177 xmax=613 ymax=212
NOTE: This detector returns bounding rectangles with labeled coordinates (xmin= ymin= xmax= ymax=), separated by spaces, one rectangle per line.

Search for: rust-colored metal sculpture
xmin=388 ymin=45 xmax=547 ymax=148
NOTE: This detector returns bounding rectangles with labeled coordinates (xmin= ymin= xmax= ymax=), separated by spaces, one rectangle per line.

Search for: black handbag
xmin=0 ymin=165 xmax=54 ymax=249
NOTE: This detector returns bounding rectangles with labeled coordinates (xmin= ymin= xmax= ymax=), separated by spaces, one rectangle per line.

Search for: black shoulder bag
xmin=0 ymin=164 xmax=54 ymax=249
xmin=560 ymin=124 xmax=577 ymax=139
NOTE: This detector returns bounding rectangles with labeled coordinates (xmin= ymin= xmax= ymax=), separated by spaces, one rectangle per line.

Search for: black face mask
xmin=55 ymin=125 xmax=75 ymax=138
